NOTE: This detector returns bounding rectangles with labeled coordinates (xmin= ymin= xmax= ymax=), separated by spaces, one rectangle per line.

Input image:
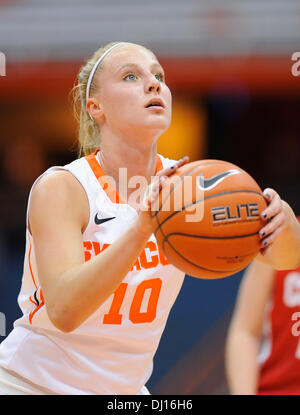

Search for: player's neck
xmin=98 ymin=137 xmax=158 ymax=201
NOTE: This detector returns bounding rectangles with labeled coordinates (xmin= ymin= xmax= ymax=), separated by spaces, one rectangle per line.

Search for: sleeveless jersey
xmin=257 ymin=265 xmax=300 ymax=394
xmin=0 ymin=150 xmax=185 ymax=395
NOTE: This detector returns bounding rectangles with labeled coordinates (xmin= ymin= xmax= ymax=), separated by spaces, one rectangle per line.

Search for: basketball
xmin=153 ymin=159 xmax=267 ymax=279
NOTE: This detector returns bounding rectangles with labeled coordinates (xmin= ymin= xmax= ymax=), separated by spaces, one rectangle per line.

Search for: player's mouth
xmin=145 ymin=98 xmax=165 ymax=111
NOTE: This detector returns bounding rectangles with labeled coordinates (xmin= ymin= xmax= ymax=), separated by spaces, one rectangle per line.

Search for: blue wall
xmin=148 ymin=270 xmax=243 ymax=392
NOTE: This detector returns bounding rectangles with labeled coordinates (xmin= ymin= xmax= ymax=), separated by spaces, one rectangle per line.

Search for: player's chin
xmin=144 ymin=113 xmax=171 ymax=130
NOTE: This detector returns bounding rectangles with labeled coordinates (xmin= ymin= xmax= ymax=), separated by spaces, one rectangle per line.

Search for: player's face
xmin=95 ymin=44 xmax=172 ymax=139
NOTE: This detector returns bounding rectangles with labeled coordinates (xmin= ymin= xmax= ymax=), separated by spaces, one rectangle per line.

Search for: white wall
xmin=0 ymin=0 xmax=299 ymax=61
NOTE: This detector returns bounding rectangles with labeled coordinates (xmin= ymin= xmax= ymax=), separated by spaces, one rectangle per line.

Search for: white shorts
xmin=0 ymin=366 xmax=150 ymax=395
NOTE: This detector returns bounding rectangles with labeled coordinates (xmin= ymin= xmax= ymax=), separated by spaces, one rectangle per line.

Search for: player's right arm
xmin=225 ymin=259 xmax=275 ymax=394
xmin=29 ymin=158 xmax=187 ymax=333
xmin=29 ymin=170 xmax=152 ymax=333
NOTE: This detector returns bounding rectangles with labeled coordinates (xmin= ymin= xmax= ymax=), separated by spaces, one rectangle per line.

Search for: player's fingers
xmin=261 ymin=188 xmax=282 ymax=221
xmin=149 ymin=173 xmax=170 ymax=194
xmin=143 ymin=156 xmax=189 ymax=211
xmin=260 ymin=210 xmax=285 ymax=243
xmin=156 ymin=156 xmax=189 ymax=178
xmin=145 ymin=156 xmax=189 ymax=206
xmin=142 ymin=175 xmax=169 ymax=211
xmin=262 ymin=188 xmax=274 ymax=204
xmin=260 ymin=222 xmax=285 ymax=250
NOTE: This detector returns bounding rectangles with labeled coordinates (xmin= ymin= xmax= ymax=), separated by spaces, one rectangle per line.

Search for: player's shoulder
xmin=33 ymin=169 xmax=79 ymax=195
xmin=32 ymin=155 xmax=87 ymax=194
xmin=30 ymin=166 xmax=87 ymax=216
xmin=29 ymin=166 xmax=89 ymax=231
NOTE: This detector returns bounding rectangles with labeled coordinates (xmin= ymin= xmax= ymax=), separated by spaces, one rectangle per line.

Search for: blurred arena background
xmin=0 ymin=0 xmax=299 ymax=394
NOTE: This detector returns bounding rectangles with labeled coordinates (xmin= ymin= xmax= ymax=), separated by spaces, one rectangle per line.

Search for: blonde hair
xmin=70 ymin=42 xmax=123 ymax=157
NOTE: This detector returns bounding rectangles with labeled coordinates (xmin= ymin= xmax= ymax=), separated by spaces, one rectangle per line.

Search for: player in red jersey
xmin=225 ymin=218 xmax=300 ymax=394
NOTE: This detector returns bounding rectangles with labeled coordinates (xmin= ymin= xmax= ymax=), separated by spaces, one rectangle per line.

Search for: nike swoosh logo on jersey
xmin=197 ymin=169 xmax=241 ymax=190
xmin=94 ymin=213 xmax=116 ymax=225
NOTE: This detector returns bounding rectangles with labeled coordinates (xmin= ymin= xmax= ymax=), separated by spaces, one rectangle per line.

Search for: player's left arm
xmin=257 ymin=188 xmax=300 ymax=270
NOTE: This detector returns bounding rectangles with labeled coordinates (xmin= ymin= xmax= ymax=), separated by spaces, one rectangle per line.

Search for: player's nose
xmin=145 ymin=75 xmax=161 ymax=94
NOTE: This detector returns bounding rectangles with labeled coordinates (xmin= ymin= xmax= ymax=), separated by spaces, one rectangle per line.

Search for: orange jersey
xmin=258 ymin=266 xmax=300 ymax=395
xmin=0 ymin=151 xmax=185 ymax=394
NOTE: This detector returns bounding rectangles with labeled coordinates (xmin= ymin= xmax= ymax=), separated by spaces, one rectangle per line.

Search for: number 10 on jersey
xmin=103 ymin=278 xmax=162 ymax=324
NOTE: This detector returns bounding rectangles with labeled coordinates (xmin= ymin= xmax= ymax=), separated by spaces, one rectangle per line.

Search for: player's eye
xmin=124 ymin=73 xmax=137 ymax=81
xmin=155 ymin=73 xmax=165 ymax=82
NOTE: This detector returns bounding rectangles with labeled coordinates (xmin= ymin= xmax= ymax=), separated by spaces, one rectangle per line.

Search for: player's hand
xmin=136 ymin=156 xmax=189 ymax=235
xmin=259 ymin=188 xmax=289 ymax=254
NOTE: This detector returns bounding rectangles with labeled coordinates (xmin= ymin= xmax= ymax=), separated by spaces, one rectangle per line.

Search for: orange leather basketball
xmin=153 ymin=160 xmax=267 ymax=279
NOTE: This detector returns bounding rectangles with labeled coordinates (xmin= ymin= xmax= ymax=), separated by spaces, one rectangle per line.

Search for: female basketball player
xmin=0 ymin=42 xmax=299 ymax=395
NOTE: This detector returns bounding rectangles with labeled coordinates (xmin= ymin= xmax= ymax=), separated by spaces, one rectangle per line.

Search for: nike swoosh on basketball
xmin=197 ymin=169 xmax=241 ymax=190
xmin=94 ymin=213 xmax=116 ymax=225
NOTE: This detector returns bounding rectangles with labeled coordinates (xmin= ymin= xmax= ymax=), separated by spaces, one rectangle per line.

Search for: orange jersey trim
xmin=29 ymin=299 xmax=45 ymax=325
xmin=29 ymin=296 xmax=38 ymax=306
xmin=85 ymin=150 xmax=163 ymax=204
xmin=155 ymin=153 xmax=163 ymax=173
xmin=28 ymin=233 xmax=45 ymax=324
xmin=28 ymin=238 xmax=38 ymax=290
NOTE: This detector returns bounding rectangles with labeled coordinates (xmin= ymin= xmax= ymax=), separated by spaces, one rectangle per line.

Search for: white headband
xmin=85 ymin=42 xmax=128 ymax=104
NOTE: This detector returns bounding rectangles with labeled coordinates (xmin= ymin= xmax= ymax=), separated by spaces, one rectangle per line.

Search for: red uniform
xmin=257 ymin=266 xmax=300 ymax=394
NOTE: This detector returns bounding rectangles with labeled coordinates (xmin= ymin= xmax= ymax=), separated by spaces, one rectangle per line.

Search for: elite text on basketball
xmin=211 ymin=203 xmax=260 ymax=224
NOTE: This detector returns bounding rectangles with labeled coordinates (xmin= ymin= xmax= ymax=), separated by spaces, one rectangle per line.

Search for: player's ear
xmin=86 ymin=98 xmax=104 ymax=120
